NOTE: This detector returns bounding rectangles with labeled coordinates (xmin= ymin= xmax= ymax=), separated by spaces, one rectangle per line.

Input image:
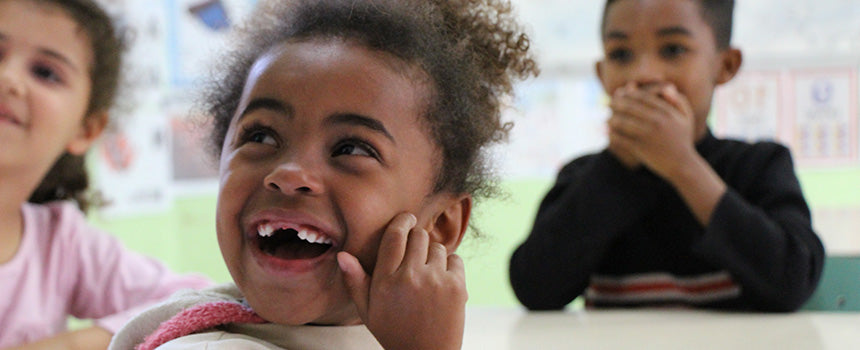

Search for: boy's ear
xmin=595 ymin=60 xmax=607 ymax=89
xmin=716 ymin=48 xmax=743 ymax=85
xmin=66 ymin=111 xmax=108 ymax=156
xmin=427 ymin=194 xmax=472 ymax=253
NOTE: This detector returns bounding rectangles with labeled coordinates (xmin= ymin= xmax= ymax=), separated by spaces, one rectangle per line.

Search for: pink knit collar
xmin=136 ymin=301 xmax=267 ymax=350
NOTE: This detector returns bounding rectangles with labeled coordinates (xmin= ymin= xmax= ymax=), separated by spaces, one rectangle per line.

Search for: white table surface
xmin=462 ymin=307 xmax=860 ymax=350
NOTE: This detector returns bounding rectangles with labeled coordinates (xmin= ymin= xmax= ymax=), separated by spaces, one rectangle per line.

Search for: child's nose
xmin=263 ymin=160 xmax=324 ymax=195
xmin=629 ymin=55 xmax=665 ymax=87
xmin=0 ymin=60 xmax=24 ymax=96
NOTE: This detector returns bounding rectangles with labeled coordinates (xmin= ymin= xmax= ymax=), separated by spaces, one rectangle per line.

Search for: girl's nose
xmin=0 ymin=61 xmax=24 ymax=96
xmin=263 ymin=161 xmax=324 ymax=195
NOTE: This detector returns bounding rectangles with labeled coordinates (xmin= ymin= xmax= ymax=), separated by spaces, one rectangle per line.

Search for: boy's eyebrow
xmin=325 ymin=113 xmax=395 ymax=143
xmin=604 ymin=30 xmax=628 ymax=41
xmin=604 ymin=26 xmax=692 ymax=40
xmin=0 ymin=32 xmax=83 ymax=74
xmin=657 ymin=26 xmax=692 ymax=37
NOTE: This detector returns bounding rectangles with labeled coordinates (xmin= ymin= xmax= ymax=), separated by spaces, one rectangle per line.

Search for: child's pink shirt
xmin=0 ymin=202 xmax=211 ymax=348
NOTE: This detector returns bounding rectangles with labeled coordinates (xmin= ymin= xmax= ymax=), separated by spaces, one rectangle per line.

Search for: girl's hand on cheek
xmin=337 ymin=212 xmax=467 ymax=350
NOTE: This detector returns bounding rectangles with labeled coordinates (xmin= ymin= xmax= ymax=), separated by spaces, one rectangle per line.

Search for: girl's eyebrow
xmin=0 ymin=32 xmax=82 ymax=73
xmin=238 ymin=97 xmax=292 ymax=120
xmin=326 ymin=113 xmax=395 ymax=144
xmin=237 ymin=98 xmax=395 ymax=143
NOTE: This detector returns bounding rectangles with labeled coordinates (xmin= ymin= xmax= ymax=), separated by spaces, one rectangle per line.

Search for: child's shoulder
xmin=709 ymin=135 xmax=793 ymax=161
xmin=22 ymin=201 xmax=90 ymax=238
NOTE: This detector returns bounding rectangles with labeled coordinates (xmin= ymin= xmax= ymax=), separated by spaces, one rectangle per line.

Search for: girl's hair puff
xmin=25 ymin=0 xmax=125 ymax=212
xmin=203 ymin=0 xmax=538 ymax=201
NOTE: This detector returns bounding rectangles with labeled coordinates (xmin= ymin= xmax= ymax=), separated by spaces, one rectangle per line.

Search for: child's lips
xmin=0 ymin=104 xmax=23 ymax=126
xmin=243 ymin=210 xmax=341 ymax=275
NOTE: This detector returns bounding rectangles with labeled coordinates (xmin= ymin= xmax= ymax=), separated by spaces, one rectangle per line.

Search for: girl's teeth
xmin=258 ymin=225 xmax=331 ymax=245
xmin=257 ymin=224 xmax=274 ymax=237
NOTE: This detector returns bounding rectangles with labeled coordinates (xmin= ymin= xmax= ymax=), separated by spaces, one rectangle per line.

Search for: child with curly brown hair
xmin=109 ymin=0 xmax=537 ymax=349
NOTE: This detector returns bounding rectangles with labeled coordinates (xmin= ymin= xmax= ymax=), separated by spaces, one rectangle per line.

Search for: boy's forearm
xmin=6 ymin=327 xmax=112 ymax=350
xmin=663 ymin=152 xmax=726 ymax=226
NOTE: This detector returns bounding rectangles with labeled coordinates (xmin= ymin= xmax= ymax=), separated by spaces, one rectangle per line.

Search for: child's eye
xmin=331 ymin=138 xmax=379 ymax=159
xmin=606 ymin=48 xmax=633 ymax=64
xmin=238 ymin=123 xmax=278 ymax=146
xmin=31 ymin=64 xmax=63 ymax=84
xmin=659 ymin=44 xmax=688 ymax=59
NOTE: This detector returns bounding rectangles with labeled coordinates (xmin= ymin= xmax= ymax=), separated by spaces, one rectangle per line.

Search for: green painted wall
xmin=92 ymin=170 xmax=860 ymax=307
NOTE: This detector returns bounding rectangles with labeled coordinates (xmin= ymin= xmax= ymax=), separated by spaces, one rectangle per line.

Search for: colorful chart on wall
xmin=789 ymin=68 xmax=858 ymax=166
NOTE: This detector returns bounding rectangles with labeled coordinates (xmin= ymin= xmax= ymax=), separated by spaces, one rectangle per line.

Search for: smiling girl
xmin=109 ymin=0 xmax=537 ymax=349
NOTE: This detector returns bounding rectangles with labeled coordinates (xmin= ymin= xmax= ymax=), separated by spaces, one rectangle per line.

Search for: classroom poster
xmin=165 ymin=0 xmax=256 ymax=87
xmin=94 ymin=99 xmax=172 ymax=217
xmin=714 ymin=71 xmax=784 ymax=143
xmin=789 ymin=68 xmax=858 ymax=166
xmin=499 ymin=76 xmax=607 ymax=178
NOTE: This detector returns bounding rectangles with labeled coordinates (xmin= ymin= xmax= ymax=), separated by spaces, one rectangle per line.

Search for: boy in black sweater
xmin=509 ymin=0 xmax=824 ymax=311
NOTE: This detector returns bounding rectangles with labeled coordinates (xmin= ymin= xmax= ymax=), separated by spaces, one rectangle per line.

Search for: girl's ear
xmin=716 ymin=48 xmax=743 ymax=85
xmin=66 ymin=111 xmax=108 ymax=156
xmin=427 ymin=194 xmax=472 ymax=253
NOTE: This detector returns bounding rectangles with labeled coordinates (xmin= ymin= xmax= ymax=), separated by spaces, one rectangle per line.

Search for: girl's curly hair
xmin=203 ymin=0 xmax=538 ymax=200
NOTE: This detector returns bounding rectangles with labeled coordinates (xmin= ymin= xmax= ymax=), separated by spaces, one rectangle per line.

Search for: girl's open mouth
xmin=255 ymin=224 xmax=334 ymax=261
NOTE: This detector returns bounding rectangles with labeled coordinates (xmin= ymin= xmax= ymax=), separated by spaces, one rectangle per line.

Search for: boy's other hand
xmin=338 ymin=212 xmax=466 ymax=350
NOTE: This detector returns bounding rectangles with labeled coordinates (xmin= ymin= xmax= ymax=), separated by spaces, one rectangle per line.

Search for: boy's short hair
xmin=601 ymin=0 xmax=735 ymax=49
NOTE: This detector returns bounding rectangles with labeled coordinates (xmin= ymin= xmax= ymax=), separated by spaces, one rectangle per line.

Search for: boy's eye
xmin=332 ymin=139 xmax=379 ymax=159
xmin=659 ymin=44 xmax=688 ymax=59
xmin=607 ymin=48 xmax=633 ymax=63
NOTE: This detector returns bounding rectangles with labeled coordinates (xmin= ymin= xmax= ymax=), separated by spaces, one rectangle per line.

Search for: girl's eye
xmin=32 ymin=64 xmax=62 ymax=84
xmin=607 ymin=48 xmax=633 ymax=64
xmin=660 ymin=44 xmax=688 ymax=59
xmin=239 ymin=124 xmax=278 ymax=146
xmin=332 ymin=139 xmax=379 ymax=159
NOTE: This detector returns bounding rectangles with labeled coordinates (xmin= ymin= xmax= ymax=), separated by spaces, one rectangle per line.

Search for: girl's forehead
xmin=0 ymin=1 xmax=94 ymax=70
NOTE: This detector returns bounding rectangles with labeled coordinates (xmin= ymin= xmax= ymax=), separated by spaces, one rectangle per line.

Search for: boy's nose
xmin=630 ymin=56 xmax=665 ymax=87
xmin=263 ymin=160 xmax=324 ymax=195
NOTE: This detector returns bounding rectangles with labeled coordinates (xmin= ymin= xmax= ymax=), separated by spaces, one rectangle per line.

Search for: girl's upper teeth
xmin=257 ymin=224 xmax=332 ymax=244
xmin=257 ymin=223 xmax=275 ymax=237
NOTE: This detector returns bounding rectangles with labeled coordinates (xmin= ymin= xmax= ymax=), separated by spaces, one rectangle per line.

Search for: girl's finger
xmin=447 ymin=253 xmax=465 ymax=275
xmin=426 ymin=242 xmax=448 ymax=268
xmin=337 ymin=251 xmax=371 ymax=320
xmin=374 ymin=213 xmax=417 ymax=276
xmin=402 ymin=227 xmax=430 ymax=269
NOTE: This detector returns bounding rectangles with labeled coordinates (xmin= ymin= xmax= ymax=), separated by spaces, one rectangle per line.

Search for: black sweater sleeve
xmin=509 ymin=151 xmax=665 ymax=310
xmin=692 ymin=143 xmax=825 ymax=312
